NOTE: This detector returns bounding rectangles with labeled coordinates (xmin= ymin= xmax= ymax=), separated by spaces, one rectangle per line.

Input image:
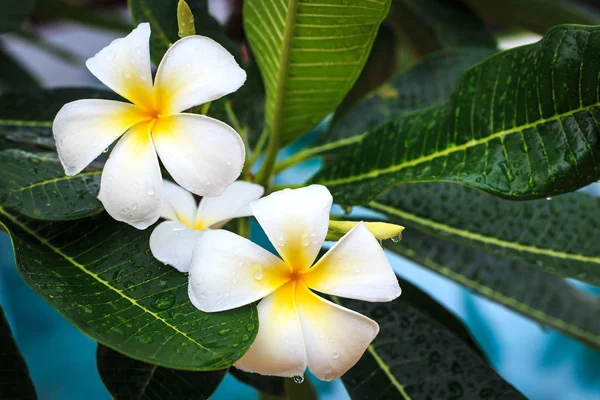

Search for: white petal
xmin=250 ymin=185 xmax=332 ymax=272
xmin=188 ymin=229 xmax=290 ymax=312
xmin=98 ymin=123 xmax=163 ymax=230
xmin=52 ymin=99 xmax=151 ymax=176
xmin=153 ymin=35 xmax=246 ymax=115
xmin=149 ymin=221 xmax=203 ymax=272
xmin=295 ymin=282 xmax=379 ymax=381
xmin=152 ymin=113 xmax=244 ymax=197
xmin=196 ymin=181 xmax=264 ymax=229
xmin=303 ymin=222 xmax=401 ymax=302
xmin=234 ymin=282 xmax=307 ymax=378
xmin=85 ymin=23 xmax=154 ymax=111
xmin=161 ymin=180 xmax=197 ymax=227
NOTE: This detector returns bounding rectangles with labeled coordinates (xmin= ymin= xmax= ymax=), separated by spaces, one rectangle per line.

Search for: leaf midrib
xmin=0 ymin=205 xmax=224 ymax=363
xmin=3 ymin=170 xmax=101 ymax=195
xmin=369 ymin=201 xmax=600 ymax=265
xmin=319 ymin=100 xmax=600 ymax=186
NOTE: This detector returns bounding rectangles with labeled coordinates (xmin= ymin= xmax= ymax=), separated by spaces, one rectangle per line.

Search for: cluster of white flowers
xmin=53 ymin=24 xmax=401 ymax=381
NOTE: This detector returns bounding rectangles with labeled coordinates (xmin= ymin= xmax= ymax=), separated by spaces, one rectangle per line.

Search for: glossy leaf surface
xmin=244 ymin=0 xmax=391 ymax=145
xmin=0 ymin=209 xmax=258 ymax=370
xmin=314 ymin=25 xmax=600 ymax=204
xmin=97 ymin=344 xmax=226 ymax=399
xmin=371 ymin=183 xmax=600 ymax=286
xmin=0 ymin=150 xmax=102 ymax=220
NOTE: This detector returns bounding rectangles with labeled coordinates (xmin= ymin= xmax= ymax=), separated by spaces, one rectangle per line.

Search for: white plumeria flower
xmin=150 ymin=180 xmax=264 ymax=273
xmin=188 ymin=185 xmax=401 ymax=381
xmin=52 ymin=23 xmax=247 ymax=229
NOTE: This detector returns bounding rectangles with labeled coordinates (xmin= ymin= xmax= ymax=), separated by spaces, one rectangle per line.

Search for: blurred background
xmin=1 ymin=0 xmax=600 ymax=399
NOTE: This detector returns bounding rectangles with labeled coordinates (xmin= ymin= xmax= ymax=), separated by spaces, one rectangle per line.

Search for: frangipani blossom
xmin=52 ymin=23 xmax=247 ymax=229
xmin=189 ymin=185 xmax=401 ymax=381
xmin=150 ymin=180 xmax=264 ymax=273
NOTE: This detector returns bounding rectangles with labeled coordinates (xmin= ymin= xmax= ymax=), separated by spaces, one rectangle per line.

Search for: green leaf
xmin=370 ymin=182 xmax=600 ymax=286
xmin=0 ymin=210 xmax=258 ymax=369
xmin=129 ymin=0 xmax=235 ymax=64
xmin=0 ymin=306 xmax=37 ymax=400
xmin=336 ymin=279 xmax=524 ymax=400
xmin=244 ymin=0 xmax=392 ymax=145
xmin=326 ymin=48 xmax=495 ymax=143
xmin=313 ymin=25 xmax=600 ymax=204
xmin=0 ymin=0 xmax=34 ymax=34
xmin=230 ymin=368 xmax=285 ymax=397
xmin=384 ymin=226 xmax=600 ymax=350
xmin=97 ymin=344 xmax=226 ymax=399
xmin=0 ymin=88 xmax=119 ymax=151
xmin=0 ymin=150 xmax=102 ymax=221
xmin=0 ymin=48 xmax=38 ymax=92
xmin=464 ymin=0 xmax=600 ymax=35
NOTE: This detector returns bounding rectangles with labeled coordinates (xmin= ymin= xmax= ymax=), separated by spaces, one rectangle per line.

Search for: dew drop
xmin=253 ymin=268 xmax=264 ymax=281
xmin=546 ymin=197 xmax=553 ymax=201
xmin=391 ymin=233 xmax=403 ymax=243
xmin=124 ymin=70 xmax=131 ymax=79
xmin=103 ymin=147 xmax=110 ymax=153
xmin=218 ymin=328 xmax=231 ymax=336
xmin=332 ymin=351 xmax=340 ymax=359
xmin=151 ymin=293 xmax=175 ymax=310
xmin=292 ymin=375 xmax=304 ymax=384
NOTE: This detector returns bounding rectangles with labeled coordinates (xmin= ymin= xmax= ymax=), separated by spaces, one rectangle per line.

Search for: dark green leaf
xmin=230 ymin=368 xmax=285 ymax=397
xmin=326 ymin=48 xmax=495 ymax=143
xmin=97 ymin=344 xmax=226 ymax=399
xmin=0 ymin=209 xmax=258 ymax=369
xmin=0 ymin=48 xmax=38 ymax=92
xmin=464 ymin=0 xmax=600 ymax=35
xmin=129 ymin=0 xmax=235 ymax=64
xmin=336 ymin=279 xmax=524 ymax=400
xmin=0 ymin=150 xmax=102 ymax=220
xmin=0 ymin=306 xmax=36 ymax=400
xmin=0 ymin=0 xmax=34 ymax=34
xmin=384 ymin=226 xmax=600 ymax=350
xmin=244 ymin=0 xmax=392 ymax=145
xmin=0 ymin=88 xmax=120 ymax=151
xmin=314 ymin=25 xmax=600 ymax=204
xmin=371 ymin=182 xmax=600 ymax=286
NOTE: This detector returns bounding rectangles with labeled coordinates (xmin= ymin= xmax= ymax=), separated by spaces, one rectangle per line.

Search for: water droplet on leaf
xmin=292 ymin=375 xmax=304 ymax=384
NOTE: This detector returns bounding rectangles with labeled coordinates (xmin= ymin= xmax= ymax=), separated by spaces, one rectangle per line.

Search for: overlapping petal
xmin=294 ymin=282 xmax=379 ymax=381
xmin=97 ymin=123 xmax=162 ymax=230
xmin=149 ymin=221 xmax=204 ymax=273
xmin=250 ymin=185 xmax=332 ymax=272
xmin=196 ymin=181 xmax=264 ymax=229
xmin=161 ymin=179 xmax=197 ymax=228
xmin=86 ymin=23 xmax=154 ymax=111
xmin=234 ymin=282 xmax=307 ymax=378
xmin=189 ymin=230 xmax=290 ymax=312
xmin=153 ymin=35 xmax=246 ymax=115
xmin=152 ymin=113 xmax=245 ymax=197
xmin=303 ymin=223 xmax=401 ymax=302
xmin=52 ymin=99 xmax=151 ymax=176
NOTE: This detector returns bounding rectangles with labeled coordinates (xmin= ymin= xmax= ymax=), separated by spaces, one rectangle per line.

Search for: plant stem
xmin=224 ymin=101 xmax=248 ymax=153
xmin=237 ymin=217 xmax=250 ymax=239
xmin=274 ymin=134 xmax=365 ymax=173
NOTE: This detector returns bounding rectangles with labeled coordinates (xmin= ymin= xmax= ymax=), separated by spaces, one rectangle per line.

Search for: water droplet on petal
xmin=293 ymin=375 xmax=304 ymax=384
xmin=332 ymin=351 xmax=340 ymax=359
xmin=124 ymin=70 xmax=131 ymax=79
xmin=253 ymin=268 xmax=264 ymax=281
xmin=391 ymin=233 xmax=403 ymax=243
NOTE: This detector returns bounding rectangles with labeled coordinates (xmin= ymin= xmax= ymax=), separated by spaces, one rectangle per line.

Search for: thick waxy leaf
xmin=97 ymin=344 xmax=226 ymax=399
xmin=464 ymin=0 xmax=600 ymax=35
xmin=129 ymin=0 xmax=235 ymax=64
xmin=336 ymin=280 xmax=524 ymax=400
xmin=0 ymin=0 xmax=34 ymax=34
xmin=0 ymin=150 xmax=102 ymax=220
xmin=0 ymin=88 xmax=119 ymax=151
xmin=314 ymin=25 xmax=600 ymax=204
xmin=244 ymin=0 xmax=391 ymax=145
xmin=0 ymin=306 xmax=37 ymax=400
xmin=385 ymin=228 xmax=600 ymax=350
xmin=326 ymin=48 xmax=495 ymax=143
xmin=371 ymin=183 xmax=600 ymax=286
xmin=230 ymin=368 xmax=285 ymax=397
xmin=0 ymin=209 xmax=258 ymax=369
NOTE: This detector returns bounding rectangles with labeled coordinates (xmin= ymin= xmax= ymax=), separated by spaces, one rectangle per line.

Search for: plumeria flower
xmin=52 ymin=23 xmax=247 ymax=229
xmin=150 ymin=180 xmax=264 ymax=273
xmin=188 ymin=185 xmax=401 ymax=380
